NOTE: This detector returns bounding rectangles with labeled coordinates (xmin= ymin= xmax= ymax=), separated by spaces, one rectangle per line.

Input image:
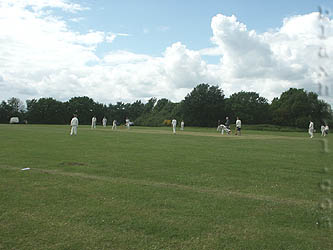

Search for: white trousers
xmin=70 ymin=126 xmax=77 ymax=135
xmin=173 ymin=125 xmax=176 ymax=134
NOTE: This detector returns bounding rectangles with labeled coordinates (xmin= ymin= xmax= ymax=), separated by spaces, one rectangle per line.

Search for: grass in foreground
xmin=0 ymin=124 xmax=332 ymax=249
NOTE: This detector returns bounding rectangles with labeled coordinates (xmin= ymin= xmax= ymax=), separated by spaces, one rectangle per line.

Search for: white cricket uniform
xmin=91 ymin=117 xmax=96 ymax=129
xmin=236 ymin=119 xmax=241 ymax=135
xmin=324 ymin=125 xmax=329 ymax=136
xmin=102 ymin=117 xmax=107 ymax=127
xmin=126 ymin=119 xmax=130 ymax=129
xmin=172 ymin=119 xmax=177 ymax=134
xmin=70 ymin=117 xmax=79 ymax=135
xmin=321 ymin=125 xmax=325 ymax=136
xmin=220 ymin=125 xmax=231 ymax=135
xmin=112 ymin=120 xmax=117 ymax=130
xmin=181 ymin=121 xmax=184 ymax=131
xmin=308 ymin=121 xmax=314 ymax=138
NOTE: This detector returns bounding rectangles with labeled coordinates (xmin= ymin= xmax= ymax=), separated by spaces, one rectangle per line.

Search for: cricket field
xmin=0 ymin=124 xmax=332 ymax=249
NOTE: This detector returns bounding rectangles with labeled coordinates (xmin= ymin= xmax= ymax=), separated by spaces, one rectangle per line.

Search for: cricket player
xmin=172 ymin=119 xmax=177 ymax=134
xmin=70 ymin=114 xmax=79 ymax=136
xmin=225 ymin=117 xmax=230 ymax=129
xmin=321 ymin=125 xmax=325 ymax=136
xmin=112 ymin=120 xmax=117 ymax=130
xmin=126 ymin=118 xmax=130 ymax=129
xmin=308 ymin=120 xmax=314 ymax=138
xmin=220 ymin=124 xmax=231 ymax=135
xmin=235 ymin=117 xmax=241 ymax=136
xmin=324 ymin=125 xmax=329 ymax=136
xmin=180 ymin=121 xmax=184 ymax=131
xmin=91 ymin=116 xmax=97 ymax=129
xmin=102 ymin=117 xmax=107 ymax=127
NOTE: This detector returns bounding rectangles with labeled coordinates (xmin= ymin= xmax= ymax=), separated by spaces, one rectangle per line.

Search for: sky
xmin=1 ymin=0 xmax=333 ymax=105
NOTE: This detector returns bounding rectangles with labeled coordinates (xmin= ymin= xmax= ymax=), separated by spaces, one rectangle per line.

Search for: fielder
xmin=102 ymin=117 xmax=107 ymax=127
xmin=218 ymin=124 xmax=231 ymax=135
xmin=125 ymin=118 xmax=130 ymax=129
xmin=70 ymin=114 xmax=79 ymax=136
xmin=180 ymin=121 xmax=184 ymax=131
xmin=308 ymin=120 xmax=314 ymax=138
xmin=172 ymin=119 xmax=177 ymax=134
xmin=112 ymin=120 xmax=117 ymax=130
xmin=324 ymin=124 xmax=329 ymax=136
xmin=321 ymin=125 xmax=325 ymax=136
xmin=225 ymin=117 xmax=230 ymax=129
xmin=91 ymin=116 xmax=97 ymax=129
xmin=235 ymin=117 xmax=241 ymax=136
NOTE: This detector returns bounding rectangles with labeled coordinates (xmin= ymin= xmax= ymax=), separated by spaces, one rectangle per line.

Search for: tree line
xmin=1 ymin=84 xmax=332 ymax=129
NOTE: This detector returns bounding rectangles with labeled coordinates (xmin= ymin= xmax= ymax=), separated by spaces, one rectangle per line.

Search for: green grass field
xmin=0 ymin=124 xmax=332 ymax=250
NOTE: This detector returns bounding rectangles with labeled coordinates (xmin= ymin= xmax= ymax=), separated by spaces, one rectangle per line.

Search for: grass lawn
xmin=0 ymin=124 xmax=332 ymax=249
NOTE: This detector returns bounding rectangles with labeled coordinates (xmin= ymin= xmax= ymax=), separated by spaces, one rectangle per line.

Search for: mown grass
xmin=0 ymin=124 xmax=332 ymax=249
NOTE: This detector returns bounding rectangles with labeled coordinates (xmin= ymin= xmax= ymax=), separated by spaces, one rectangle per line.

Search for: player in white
xmin=324 ymin=124 xmax=329 ymax=136
xmin=112 ymin=120 xmax=117 ymax=130
xmin=102 ymin=117 xmax=107 ymax=127
xmin=125 ymin=118 xmax=130 ymax=129
xmin=70 ymin=114 xmax=79 ymax=136
xmin=180 ymin=121 xmax=184 ymax=131
xmin=91 ymin=116 xmax=97 ymax=129
xmin=321 ymin=125 xmax=325 ymax=136
xmin=235 ymin=117 xmax=241 ymax=136
xmin=172 ymin=119 xmax=177 ymax=134
xmin=308 ymin=120 xmax=314 ymax=138
xmin=220 ymin=124 xmax=231 ymax=135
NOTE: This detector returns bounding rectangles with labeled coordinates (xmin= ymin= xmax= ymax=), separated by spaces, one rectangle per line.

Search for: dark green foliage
xmin=270 ymin=88 xmax=332 ymax=128
xmin=1 ymin=85 xmax=332 ymax=128
xmin=226 ymin=91 xmax=270 ymax=124
xmin=182 ymin=83 xmax=226 ymax=127
xmin=135 ymin=98 xmax=178 ymax=126
xmin=26 ymin=98 xmax=67 ymax=124
xmin=0 ymin=98 xmax=25 ymax=123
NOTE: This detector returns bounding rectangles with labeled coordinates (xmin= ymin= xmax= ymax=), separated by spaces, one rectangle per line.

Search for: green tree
xmin=26 ymin=98 xmax=67 ymax=124
xmin=0 ymin=98 xmax=25 ymax=123
xmin=0 ymin=101 xmax=10 ymax=123
xmin=226 ymin=91 xmax=270 ymax=124
xmin=65 ymin=96 xmax=97 ymax=125
xmin=271 ymin=88 xmax=332 ymax=128
xmin=182 ymin=84 xmax=225 ymax=127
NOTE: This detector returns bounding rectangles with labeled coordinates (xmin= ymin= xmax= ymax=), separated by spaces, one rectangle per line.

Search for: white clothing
xmin=321 ymin=125 xmax=325 ymax=136
xmin=219 ymin=124 xmax=231 ymax=135
xmin=70 ymin=117 xmax=79 ymax=136
xmin=102 ymin=117 xmax=107 ymax=127
xmin=112 ymin=120 xmax=117 ymax=130
xmin=91 ymin=117 xmax=97 ymax=129
xmin=172 ymin=119 xmax=177 ymax=134
xmin=308 ymin=121 xmax=314 ymax=138
xmin=235 ymin=119 xmax=242 ymax=135
xmin=236 ymin=119 xmax=241 ymax=128
xmin=126 ymin=119 xmax=130 ymax=129
xmin=180 ymin=121 xmax=184 ymax=130
xmin=324 ymin=125 xmax=329 ymax=136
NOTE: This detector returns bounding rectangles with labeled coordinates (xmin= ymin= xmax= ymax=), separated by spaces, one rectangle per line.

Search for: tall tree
xmin=226 ymin=91 xmax=270 ymax=124
xmin=182 ymin=84 xmax=225 ymax=127
xmin=271 ymin=88 xmax=332 ymax=128
xmin=0 ymin=101 xmax=10 ymax=123
xmin=26 ymin=98 xmax=66 ymax=124
xmin=65 ymin=96 xmax=97 ymax=125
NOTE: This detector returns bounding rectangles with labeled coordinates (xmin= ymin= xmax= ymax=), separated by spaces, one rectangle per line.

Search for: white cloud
xmin=105 ymin=33 xmax=130 ymax=44
xmin=0 ymin=1 xmax=332 ymax=106
xmin=209 ymin=13 xmax=333 ymax=103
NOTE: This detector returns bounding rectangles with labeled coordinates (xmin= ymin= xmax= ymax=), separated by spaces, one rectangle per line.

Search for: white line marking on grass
xmin=1 ymin=165 xmax=315 ymax=207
